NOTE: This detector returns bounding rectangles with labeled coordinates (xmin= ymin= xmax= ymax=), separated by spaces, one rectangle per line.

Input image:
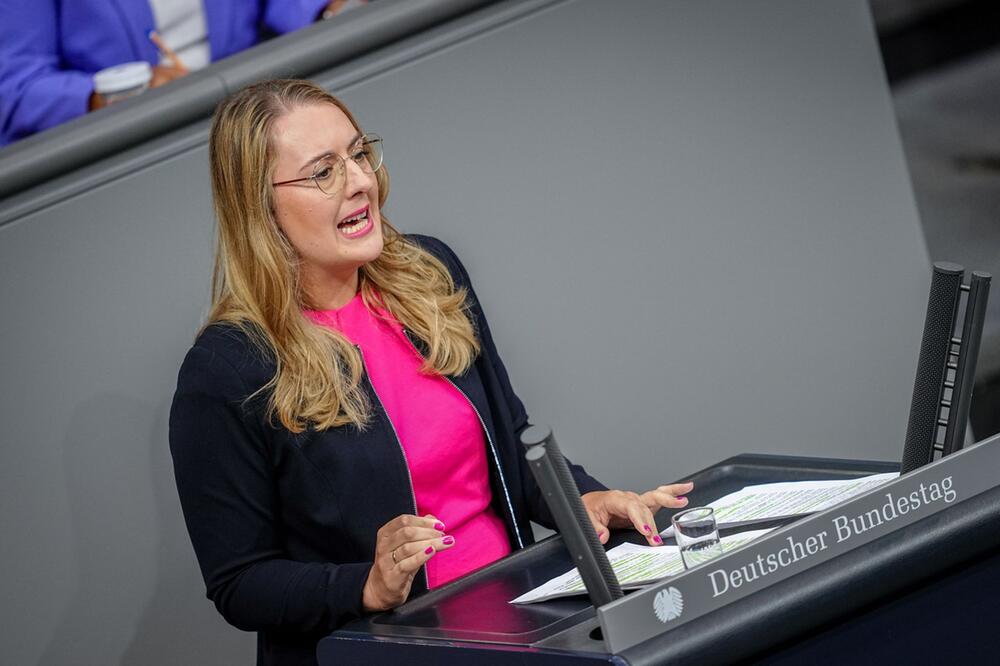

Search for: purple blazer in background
xmin=0 ymin=0 xmax=328 ymax=147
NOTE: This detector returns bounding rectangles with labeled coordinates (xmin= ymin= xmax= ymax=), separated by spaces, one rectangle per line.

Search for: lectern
xmin=318 ymin=433 xmax=1000 ymax=664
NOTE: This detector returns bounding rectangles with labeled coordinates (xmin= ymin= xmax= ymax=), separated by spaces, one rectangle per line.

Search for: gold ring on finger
xmin=391 ymin=547 xmax=399 ymax=564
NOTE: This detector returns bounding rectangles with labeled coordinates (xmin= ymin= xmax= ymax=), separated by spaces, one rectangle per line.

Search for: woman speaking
xmin=169 ymin=79 xmax=692 ymax=666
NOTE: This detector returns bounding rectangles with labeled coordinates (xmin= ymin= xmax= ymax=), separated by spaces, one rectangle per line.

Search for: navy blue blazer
xmin=169 ymin=235 xmax=605 ymax=666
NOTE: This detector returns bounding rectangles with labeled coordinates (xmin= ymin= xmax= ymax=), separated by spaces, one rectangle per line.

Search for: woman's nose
xmin=342 ymin=158 xmax=375 ymax=197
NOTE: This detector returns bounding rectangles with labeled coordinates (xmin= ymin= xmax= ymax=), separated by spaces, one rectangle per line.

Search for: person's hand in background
xmin=88 ymin=31 xmax=188 ymax=112
xmin=148 ymin=30 xmax=189 ymax=88
xmin=150 ymin=62 xmax=188 ymax=88
xmin=320 ymin=0 xmax=368 ymax=21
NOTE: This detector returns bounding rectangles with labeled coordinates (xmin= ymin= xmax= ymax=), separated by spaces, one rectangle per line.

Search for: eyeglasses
xmin=272 ymin=134 xmax=383 ymax=197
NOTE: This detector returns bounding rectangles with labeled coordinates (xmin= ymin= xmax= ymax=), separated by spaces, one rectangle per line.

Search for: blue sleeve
xmin=262 ymin=0 xmax=331 ymax=35
xmin=169 ymin=344 xmax=370 ymax=634
xmin=0 ymin=0 xmax=94 ymax=146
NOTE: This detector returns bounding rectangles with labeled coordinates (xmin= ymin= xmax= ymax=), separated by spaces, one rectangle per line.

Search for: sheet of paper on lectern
xmin=660 ymin=472 xmax=899 ymax=537
xmin=510 ymin=529 xmax=773 ymax=604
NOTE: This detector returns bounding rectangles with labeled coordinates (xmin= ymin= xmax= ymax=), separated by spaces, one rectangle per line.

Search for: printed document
xmin=661 ymin=472 xmax=899 ymax=536
xmin=510 ymin=529 xmax=772 ymax=604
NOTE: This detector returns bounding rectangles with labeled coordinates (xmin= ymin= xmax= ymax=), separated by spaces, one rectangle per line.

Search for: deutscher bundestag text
xmin=709 ymin=476 xmax=956 ymax=598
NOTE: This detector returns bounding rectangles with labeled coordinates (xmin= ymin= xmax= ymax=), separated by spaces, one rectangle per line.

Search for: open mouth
xmin=337 ymin=206 xmax=372 ymax=236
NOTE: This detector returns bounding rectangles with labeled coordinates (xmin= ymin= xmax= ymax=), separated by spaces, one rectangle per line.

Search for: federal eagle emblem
xmin=653 ymin=587 xmax=684 ymax=623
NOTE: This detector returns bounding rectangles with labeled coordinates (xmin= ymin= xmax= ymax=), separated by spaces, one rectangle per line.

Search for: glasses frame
xmin=271 ymin=133 xmax=383 ymax=196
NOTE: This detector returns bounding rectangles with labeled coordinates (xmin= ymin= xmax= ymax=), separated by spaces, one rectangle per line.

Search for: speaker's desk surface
xmin=319 ymin=452 xmax=1000 ymax=664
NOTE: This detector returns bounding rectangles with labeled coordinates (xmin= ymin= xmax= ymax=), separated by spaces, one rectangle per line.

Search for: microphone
xmin=901 ymin=262 xmax=963 ymax=473
xmin=521 ymin=424 xmax=622 ymax=606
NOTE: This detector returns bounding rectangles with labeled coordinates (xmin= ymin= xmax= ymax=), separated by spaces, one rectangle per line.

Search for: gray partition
xmin=0 ymin=1 xmax=928 ymax=664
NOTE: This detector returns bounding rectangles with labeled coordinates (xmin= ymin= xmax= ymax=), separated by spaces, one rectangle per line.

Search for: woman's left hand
xmin=582 ymin=481 xmax=694 ymax=546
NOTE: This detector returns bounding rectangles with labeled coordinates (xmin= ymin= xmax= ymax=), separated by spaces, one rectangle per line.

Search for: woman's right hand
xmin=361 ymin=514 xmax=455 ymax=612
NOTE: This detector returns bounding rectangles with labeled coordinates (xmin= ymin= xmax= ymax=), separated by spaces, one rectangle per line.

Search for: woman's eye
xmin=314 ymin=165 xmax=333 ymax=180
xmin=351 ymin=151 xmax=367 ymax=162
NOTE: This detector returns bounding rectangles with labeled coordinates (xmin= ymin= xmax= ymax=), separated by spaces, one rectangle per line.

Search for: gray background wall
xmin=0 ymin=1 xmax=928 ymax=664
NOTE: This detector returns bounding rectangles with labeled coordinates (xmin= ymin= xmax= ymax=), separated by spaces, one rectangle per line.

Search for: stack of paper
xmin=660 ymin=472 xmax=899 ymax=536
xmin=510 ymin=529 xmax=771 ymax=604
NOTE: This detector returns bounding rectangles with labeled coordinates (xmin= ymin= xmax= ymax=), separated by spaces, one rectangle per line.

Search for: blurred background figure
xmin=0 ymin=0 xmax=368 ymax=146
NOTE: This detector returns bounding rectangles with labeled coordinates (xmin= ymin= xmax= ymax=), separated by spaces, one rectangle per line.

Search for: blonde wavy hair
xmin=207 ymin=79 xmax=480 ymax=432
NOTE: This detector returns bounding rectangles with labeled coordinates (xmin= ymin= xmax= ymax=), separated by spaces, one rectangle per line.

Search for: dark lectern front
xmin=318 ymin=435 xmax=1000 ymax=665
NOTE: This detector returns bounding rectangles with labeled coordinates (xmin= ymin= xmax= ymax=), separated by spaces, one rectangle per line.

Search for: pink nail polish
xmin=653 ymin=535 xmax=663 ymax=544
xmin=597 ymin=530 xmax=605 ymax=538
xmin=442 ymin=535 xmax=455 ymax=545
xmin=424 ymin=546 xmax=434 ymax=555
xmin=434 ymin=521 xmax=445 ymax=531
xmin=677 ymin=496 xmax=688 ymax=501
xmin=643 ymin=524 xmax=652 ymax=533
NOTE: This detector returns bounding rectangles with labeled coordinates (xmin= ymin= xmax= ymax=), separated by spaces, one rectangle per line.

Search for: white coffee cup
xmin=93 ymin=62 xmax=153 ymax=106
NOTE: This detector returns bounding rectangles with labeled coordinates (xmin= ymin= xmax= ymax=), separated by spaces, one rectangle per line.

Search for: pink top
xmin=306 ymin=293 xmax=512 ymax=588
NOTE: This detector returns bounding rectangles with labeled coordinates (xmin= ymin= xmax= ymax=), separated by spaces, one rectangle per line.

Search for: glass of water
xmin=671 ymin=506 xmax=724 ymax=569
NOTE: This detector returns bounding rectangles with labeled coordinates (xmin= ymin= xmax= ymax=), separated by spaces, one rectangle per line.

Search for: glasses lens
xmin=360 ymin=135 xmax=383 ymax=173
xmin=312 ymin=159 xmax=345 ymax=196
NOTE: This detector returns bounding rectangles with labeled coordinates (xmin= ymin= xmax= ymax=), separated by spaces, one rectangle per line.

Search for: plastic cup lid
xmin=93 ymin=62 xmax=153 ymax=94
